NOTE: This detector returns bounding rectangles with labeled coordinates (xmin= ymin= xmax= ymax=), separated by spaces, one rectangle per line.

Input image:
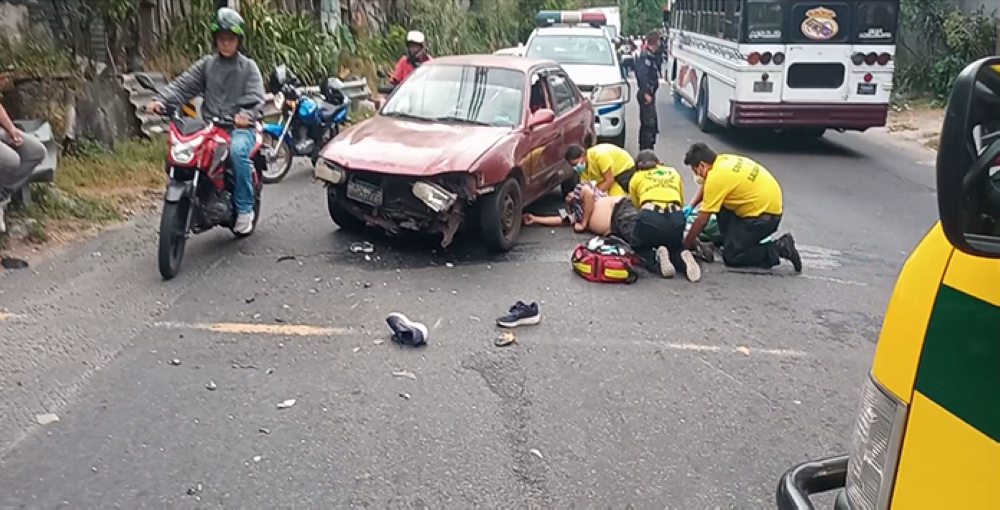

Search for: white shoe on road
xmin=0 ymin=199 xmax=9 ymax=235
xmin=233 ymin=211 xmax=255 ymax=234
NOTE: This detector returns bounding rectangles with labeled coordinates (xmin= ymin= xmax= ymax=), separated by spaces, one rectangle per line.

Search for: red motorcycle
xmin=136 ymin=74 xmax=265 ymax=280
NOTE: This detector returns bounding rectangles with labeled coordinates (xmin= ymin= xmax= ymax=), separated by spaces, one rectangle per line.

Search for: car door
xmin=522 ymin=70 xmax=564 ymax=200
xmin=542 ymin=68 xmax=587 ymax=190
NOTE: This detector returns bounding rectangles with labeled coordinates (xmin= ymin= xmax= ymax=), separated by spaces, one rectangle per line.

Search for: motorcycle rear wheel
xmin=261 ymin=134 xmax=293 ymax=184
xmin=158 ymin=200 xmax=190 ymax=280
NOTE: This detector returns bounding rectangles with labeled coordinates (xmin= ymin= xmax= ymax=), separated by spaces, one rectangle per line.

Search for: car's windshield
xmin=380 ymin=65 xmax=525 ymax=128
xmin=526 ymin=35 xmax=616 ymax=66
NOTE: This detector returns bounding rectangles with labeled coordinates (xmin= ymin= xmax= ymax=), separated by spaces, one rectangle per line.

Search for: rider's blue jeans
xmin=229 ymin=128 xmax=255 ymax=214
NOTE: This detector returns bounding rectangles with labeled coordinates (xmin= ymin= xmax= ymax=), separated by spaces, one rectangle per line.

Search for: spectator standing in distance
xmin=634 ymin=31 xmax=661 ymax=151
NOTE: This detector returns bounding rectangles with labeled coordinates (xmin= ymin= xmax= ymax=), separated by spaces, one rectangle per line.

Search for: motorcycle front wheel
xmin=261 ymin=133 xmax=293 ymax=184
xmin=158 ymin=200 xmax=190 ymax=280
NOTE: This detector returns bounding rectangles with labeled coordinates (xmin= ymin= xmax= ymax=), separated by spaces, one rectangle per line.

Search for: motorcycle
xmin=261 ymin=81 xmax=349 ymax=184
xmin=135 ymin=74 xmax=266 ymax=281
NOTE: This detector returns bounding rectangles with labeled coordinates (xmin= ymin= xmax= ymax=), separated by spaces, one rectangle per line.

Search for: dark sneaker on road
xmin=656 ymin=246 xmax=675 ymax=278
xmin=679 ymin=250 xmax=701 ymax=282
xmin=497 ymin=301 xmax=541 ymax=328
xmin=777 ymin=234 xmax=802 ymax=273
xmin=386 ymin=312 xmax=428 ymax=346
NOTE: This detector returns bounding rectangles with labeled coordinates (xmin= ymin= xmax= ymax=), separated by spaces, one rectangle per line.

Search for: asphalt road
xmin=0 ymin=86 xmax=940 ymax=510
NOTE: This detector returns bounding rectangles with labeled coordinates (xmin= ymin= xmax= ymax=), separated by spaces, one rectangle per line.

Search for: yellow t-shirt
xmin=581 ymin=143 xmax=634 ymax=196
xmin=628 ymin=164 xmax=684 ymax=209
xmin=700 ymin=154 xmax=783 ymax=217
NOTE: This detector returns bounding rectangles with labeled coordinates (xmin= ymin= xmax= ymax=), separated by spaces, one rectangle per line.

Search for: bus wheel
xmin=696 ymin=78 xmax=715 ymax=133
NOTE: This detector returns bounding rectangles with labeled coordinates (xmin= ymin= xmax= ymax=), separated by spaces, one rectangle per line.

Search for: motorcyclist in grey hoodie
xmin=146 ymin=7 xmax=265 ymax=234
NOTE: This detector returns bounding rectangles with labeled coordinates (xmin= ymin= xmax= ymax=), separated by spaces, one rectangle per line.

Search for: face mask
xmin=694 ymin=174 xmax=704 ymax=186
xmin=573 ymin=162 xmax=586 ymax=173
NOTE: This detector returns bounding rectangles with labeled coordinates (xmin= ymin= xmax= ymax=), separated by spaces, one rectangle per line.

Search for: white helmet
xmin=406 ymin=30 xmax=426 ymax=46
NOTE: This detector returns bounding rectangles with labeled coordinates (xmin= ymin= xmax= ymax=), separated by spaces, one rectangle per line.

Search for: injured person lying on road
xmin=522 ymin=181 xmax=638 ymax=243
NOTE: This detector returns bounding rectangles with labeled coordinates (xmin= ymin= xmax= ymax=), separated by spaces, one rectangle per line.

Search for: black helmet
xmin=267 ymin=64 xmax=300 ymax=94
xmin=636 ymin=149 xmax=660 ymax=169
xmin=211 ymin=7 xmax=245 ymax=39
xmin=319 ymin=77 xmax=346 ymax=106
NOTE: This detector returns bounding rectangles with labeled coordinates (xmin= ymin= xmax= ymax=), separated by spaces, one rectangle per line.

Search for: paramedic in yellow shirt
xmin=564 ymin=143 xmax=634 ymax=196
xmin=682 ymin=142 xmax=802 ymax=272
xmin=627 ymin=150 xmax=702 ymax=282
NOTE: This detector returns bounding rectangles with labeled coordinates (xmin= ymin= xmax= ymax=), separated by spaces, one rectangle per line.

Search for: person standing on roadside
xmin=0 ymin=103 xmax=46 ymax=234
xmin=682 ymin=142 xmax=802 ymax=272
xmin=634 ymin=31 xmax=661 ymax=151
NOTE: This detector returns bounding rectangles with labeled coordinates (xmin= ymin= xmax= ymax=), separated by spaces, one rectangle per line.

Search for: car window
xmin=546 ymin=72 xmax=577 ymax=115
xmin=381 ymin=65 xmax=525 ymax=127
xmin=529 ymin=73 xmax=552 ymax=113
xmin=526 ymin=35 xmax=615 ymax=66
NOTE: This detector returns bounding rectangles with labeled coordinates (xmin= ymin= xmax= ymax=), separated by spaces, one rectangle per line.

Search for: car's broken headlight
xmin=412 ymin=181 xmax=458 ymax=212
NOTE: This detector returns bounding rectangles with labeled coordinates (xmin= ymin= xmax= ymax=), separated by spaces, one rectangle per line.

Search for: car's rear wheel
xmin=326 ymin=185 xmax=366 ymax=232
xmin=479 ymin=178 xmax=522 ymax=253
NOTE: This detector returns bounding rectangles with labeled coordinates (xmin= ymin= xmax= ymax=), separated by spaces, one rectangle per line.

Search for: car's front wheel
xmin=479 ymin=178 xmax=522 ymax=253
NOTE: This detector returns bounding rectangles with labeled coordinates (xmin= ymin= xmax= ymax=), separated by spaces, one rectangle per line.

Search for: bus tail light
xmin=773 ymin=52 xmax=785 ymax=65
xmin=852 ymin=53 xmax=865 ymax=66
xmin=865 ymin=52 xmax=878 ymax=65
xmin=864 ymin=73 xmax=873 ymax=83
xmin=760 ymin=52 xmax=772 ymax=65
xmin=747 ymin=52 xmax=760 ymax=65
xmin=877 ymin=53 xmax=892 ymax=66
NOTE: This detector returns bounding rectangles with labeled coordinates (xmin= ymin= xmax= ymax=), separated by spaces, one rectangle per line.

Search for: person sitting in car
xmin=564 ymin=143 xmax=635 ymax=197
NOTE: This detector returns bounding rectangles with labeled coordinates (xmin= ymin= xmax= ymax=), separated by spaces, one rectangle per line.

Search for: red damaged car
xmin=314 ymin=55 xmax=595 ymax=251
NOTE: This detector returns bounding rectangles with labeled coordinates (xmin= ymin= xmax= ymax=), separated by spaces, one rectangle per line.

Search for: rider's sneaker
xmin=234 ymin=211 xmax=255 ymax=234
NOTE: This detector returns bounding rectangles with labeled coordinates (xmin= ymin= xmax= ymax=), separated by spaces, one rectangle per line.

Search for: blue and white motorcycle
xmin=262 ymin=69 xmax=349 ymax=184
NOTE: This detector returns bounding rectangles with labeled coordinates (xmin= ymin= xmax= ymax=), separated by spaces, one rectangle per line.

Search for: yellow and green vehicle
xmin=776 ymin=57 xmax=1000 ymax=510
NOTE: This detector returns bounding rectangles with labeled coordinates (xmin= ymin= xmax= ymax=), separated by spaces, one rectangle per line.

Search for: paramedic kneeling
xmin=629 ymin=150 xmax=701 ymax=282
xmin=682 ymin=142 xmax=802 ymax=272
xmin=564 ymin=143 xmax=635 ymax=197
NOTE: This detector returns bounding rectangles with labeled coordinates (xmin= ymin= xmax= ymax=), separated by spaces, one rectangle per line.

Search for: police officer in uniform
xmin=635 ymin=31 xmax=661 ymax=151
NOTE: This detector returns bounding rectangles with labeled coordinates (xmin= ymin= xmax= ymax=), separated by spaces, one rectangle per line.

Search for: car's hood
xmin=321 ymin=116 xmax=509 ymax=176
xmin=560 ymin=63 xmax=626 ymax=87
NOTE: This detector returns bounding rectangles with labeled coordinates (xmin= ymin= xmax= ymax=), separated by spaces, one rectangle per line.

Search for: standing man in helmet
xmin=146 ymin=7 xmax=265 ymax=234
xmin=390 ymin=30 xmax=431 ymax=85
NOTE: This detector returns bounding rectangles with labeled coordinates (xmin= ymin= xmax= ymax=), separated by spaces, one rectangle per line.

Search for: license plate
xmin=857 ymin=83 xmax=877 ymax=95
xmin=753 ymin=81 xmax=773 ymax=93
xmin=346 ymin=179 xmax=383 ymax=207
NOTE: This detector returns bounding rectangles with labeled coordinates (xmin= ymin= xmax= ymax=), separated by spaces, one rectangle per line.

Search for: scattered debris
xmin=386 ymin=312 xmax=428 ymax=347
xmin=259 ymin=427 xmax=271 ymax=434
xmin=282 ymin=304 xmax=290 ymax=309
xmin=735 ymin=346 xmax=751 ymax=356
xmin=349 ymin=241 xmax=375 ymax=254
xmin=277 ymin=255 xmax=297 ymax=262
xmin=205 ymin=381 xmax=217 ymax=391
xmin=277 ymin=399 xmax=297 ymax=409
xmin=245 ymin=296 xmax=256 ymax=304
xmin=363 ymin=282 xmax=372 ymax=289
xmin=353 ymin=347 xmax=362 ymax=353
xmin=495 ymin=331 xmax=517 ymax=347
xmin=35 ymin=413 xmax=60 ymax=425
xmin=373 ymin=339 xmax=385 ymax=346
xmin=392 ymin=370 xmax=417 ymax=380
xmin=529 ymin=448 xmax=544 ymax=460
xmin=187 ymin=483 xmax=203 ymax=495
xmin=399 ymin=392 xmax=411 ymax=400
xmin=445 ymin=262 xmax=454 ymax=268
xmin=266 ymin=368 xmax=275 ymax=375
xmin=793 ymin=400 xmax=802 ymax=405
xmin=252 ymin=455 xmax=262 ymax=462
xmin=1 ymin=258 xmax=29 ymax=270
xmin=252 ymin=313 xmax=262 ymax=320
xmin=168 ymin=359 xmax=182 ymax=366
xmin=232 ymin=361 xmax=258 ymax=369
xmin=275 ymin=318 xmax=285 ymax=323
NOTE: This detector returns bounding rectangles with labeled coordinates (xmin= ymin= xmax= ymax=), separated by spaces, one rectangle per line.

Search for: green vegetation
xmin=895 ymin=0 xmax=997 ymax=102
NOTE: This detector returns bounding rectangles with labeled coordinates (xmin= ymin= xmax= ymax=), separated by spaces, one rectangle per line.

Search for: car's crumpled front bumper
xmin=776 ymin=455 xmax=852 ymax=510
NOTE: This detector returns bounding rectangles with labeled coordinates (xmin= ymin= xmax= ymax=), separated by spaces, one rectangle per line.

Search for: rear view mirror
xmin=136 ymin=74 xmax=157 ymax=91
xmin=527 ymin=108 xmax=555 ymax=129
xmin=377 ymin=70 xmax=387 ymax=79
xmin=937 ymin=56 xmax=1000 ymax=257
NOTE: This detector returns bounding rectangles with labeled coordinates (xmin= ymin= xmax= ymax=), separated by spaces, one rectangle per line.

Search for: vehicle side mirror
xmin=527 ymin=109 xmax=555 ymax=129
xmin=377 ymin=70 xmax=387 ymax=79
xmin=135 ymin=73 xmax=157 ymax=92
xmin=937 ymin=56 xmax=1000 ymax=258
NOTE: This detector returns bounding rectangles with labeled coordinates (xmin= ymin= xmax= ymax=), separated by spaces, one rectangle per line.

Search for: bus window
xmin=937 ymin=57 xmax=1000 ymax=257
xmin=855 ymin=1 xmax=898 ymax=43
xmin=745 ymin=1 xmax=784 ymax=43
xmin=789 ymin=2 xmax=851 ymax=43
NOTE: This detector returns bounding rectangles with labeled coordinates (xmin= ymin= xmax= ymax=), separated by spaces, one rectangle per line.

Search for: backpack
xmin=571 ymin=236 xmax=640 ymax=284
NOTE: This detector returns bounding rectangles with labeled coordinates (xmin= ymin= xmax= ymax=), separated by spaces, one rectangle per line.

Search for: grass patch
xmin=57 ymin=138 xmax=167 ymax=193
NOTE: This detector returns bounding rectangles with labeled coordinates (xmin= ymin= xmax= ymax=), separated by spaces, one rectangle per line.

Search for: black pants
xmin=714 ymin=207 xmax=782 ymax=268
xmin=637 ymin=93 xmax=658 ymax=151
xmin=631 ymin=206 xmax=687 ymax=273
xmin=610 ymin=198 xmax=638 ymax=245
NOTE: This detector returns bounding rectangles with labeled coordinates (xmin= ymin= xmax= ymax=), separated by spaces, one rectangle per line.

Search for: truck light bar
xmin=536 ymin=10 xmax=607 ymax=28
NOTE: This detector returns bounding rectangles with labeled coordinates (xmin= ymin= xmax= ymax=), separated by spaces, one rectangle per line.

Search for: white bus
xmin=667 ymin=0 xmax=899 ymax=137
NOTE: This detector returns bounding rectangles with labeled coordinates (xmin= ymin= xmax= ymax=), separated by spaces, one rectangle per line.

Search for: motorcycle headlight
xmin=315 ymin=158 xmax=346 ymax=185
xmin=593 ymin=83 xmax=625 ymax=103
xmin=844 ymin=374 xmax=907 ymax=510
xmin=412 ymin=181 xmax=458 ymax=213
xmin=169 ymin=136 xmax=202 ymax=165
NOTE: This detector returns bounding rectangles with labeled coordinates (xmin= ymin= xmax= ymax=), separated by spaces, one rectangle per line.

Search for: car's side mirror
xmin=937 ymin=56 xmax=1000 ymax=258
xmin=527 ymin=108 xmax=555 ymax=129
xmin=136 ymin=73 xmax=157 ymax=92
xmin=377 ymin=70 xmax=387 ymax=79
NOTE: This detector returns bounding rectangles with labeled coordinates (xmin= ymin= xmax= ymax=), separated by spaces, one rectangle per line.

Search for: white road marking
xmin=152 ymin=321 xmax=351 ymax=336
xmin=802 ymin=274 xmax=868 ymax=286
xmin=566 ymin=337 xmax=808 ymax=357
xmin=796 ymin=244 xmax=844 ymax=270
